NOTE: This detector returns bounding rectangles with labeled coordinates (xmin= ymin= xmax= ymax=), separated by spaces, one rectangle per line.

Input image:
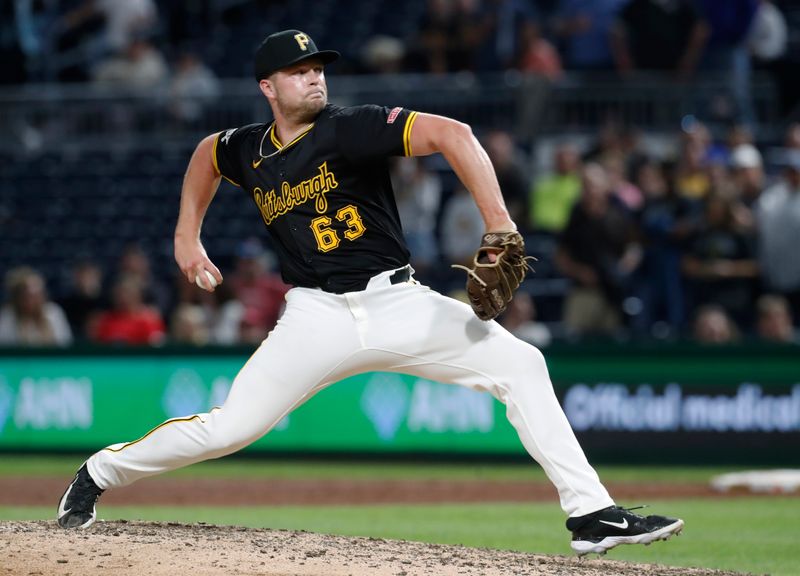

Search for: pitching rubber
xmin=571 ymin=519 xmax=685 ymax=556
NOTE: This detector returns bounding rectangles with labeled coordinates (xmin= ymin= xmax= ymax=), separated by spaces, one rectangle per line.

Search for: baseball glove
xmin=452 ymin=231 xmax=533 ymax=321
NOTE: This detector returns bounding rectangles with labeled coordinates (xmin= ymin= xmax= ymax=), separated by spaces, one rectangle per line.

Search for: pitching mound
xmin=1 ymin=520 xmax=745 ymax=576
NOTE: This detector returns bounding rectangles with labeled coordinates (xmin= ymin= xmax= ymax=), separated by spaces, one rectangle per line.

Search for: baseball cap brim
xmin=282 ymin=50 xmax=339 ymax=71
xmin=256 ymin=50 xmax=339 ymax=80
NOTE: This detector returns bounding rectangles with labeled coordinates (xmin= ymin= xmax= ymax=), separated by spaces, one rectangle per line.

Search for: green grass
xmin=4 ymin=498 xmax=797 ymax=575
xmin=0 ymin=454 xmax=763 ymax=483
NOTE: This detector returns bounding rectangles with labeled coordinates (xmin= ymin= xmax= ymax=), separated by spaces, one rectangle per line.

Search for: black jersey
xmin=214 ymin=104 xmax=418 ymax=293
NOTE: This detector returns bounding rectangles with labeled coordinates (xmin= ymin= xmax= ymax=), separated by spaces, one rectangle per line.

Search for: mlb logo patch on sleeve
xmin=221 ymin=128 xmax=236 ymax=144
xmin=387 ymin=107 xmax=402 ymax=124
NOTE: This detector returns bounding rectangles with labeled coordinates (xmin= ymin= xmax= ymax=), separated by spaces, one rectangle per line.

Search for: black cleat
xmin=567 ymin=505 xmax=684 ymax=556
xmin=57 ymin=463 xmax=104 ymax=529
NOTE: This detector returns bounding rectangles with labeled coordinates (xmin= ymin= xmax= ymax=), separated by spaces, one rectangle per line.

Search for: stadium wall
xmin=0 ymin=344 xmax=797 ymax=464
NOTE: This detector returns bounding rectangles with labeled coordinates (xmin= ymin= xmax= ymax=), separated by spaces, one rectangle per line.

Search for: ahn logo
xmin=0 ymin=377 xmax=13 ymax=434
xmin=13 ymin=377 xmax=93 ymax=430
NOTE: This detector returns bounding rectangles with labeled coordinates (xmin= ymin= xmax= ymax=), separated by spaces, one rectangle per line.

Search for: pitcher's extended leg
xmin=87 ymin=288 xmax=360 ymax=490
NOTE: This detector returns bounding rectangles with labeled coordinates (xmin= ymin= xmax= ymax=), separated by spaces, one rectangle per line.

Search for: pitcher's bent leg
xmin=486 ymin=339 xmax=615 ymax=517
xmin=374 ymin=286 xmax=614 ymax=517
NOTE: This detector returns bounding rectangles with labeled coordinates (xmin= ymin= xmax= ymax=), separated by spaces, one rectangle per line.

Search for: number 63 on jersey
xmin=309 ymin=204 xmax=366 ymax=252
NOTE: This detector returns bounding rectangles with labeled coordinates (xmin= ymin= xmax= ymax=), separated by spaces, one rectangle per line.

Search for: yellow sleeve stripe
xmin=211 ymin=132 xmax=221 ymax=175
xmin=403 ymin=111 xmax=418 ymax=157
xmin=222 ymin=174 xmax=241 ymax=187
xmin=212 ymin=132 xmax=241 ymax=187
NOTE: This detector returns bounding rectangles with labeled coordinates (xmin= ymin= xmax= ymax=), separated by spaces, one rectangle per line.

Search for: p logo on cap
xmin=294 ymin=33 xmax=310 ymax=50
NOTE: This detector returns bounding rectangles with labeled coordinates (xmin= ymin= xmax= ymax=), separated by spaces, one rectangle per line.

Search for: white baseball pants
xmin=89 ymin=269 xmax=614 ymax=517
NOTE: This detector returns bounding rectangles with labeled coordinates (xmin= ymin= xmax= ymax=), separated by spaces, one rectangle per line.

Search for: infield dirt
xmin=1 ymin=520 xmax=748 ymax=576
xmin=2 ymin=475 xmax=762 ymax=575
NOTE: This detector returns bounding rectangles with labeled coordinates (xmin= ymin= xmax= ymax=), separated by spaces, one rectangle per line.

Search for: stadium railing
xmin=0 ymin=71 xmax=782 ymax=155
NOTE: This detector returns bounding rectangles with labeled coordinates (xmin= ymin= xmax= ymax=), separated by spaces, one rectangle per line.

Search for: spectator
xmin=0 ymin=0 xmax=50 ymax=84
xmin=56 ymin=0 xmax=158 ymax=81
xmin=0 ymin=267 xmax=72 ymax=347
xmin=92 ymin=36 xmax=168 ymax=89
xmin=170 ymin=303 xmax=210 ymax=346
xmin=476 ymin=0 xmax=538 ymax=71
xmin=755 ymin=294 xmax=797 ymax=343
xmin=695 ymin=0 xmax=760 ymax=125
xmin=759 ymin=2 xmax=799 ymax=119
xmin=517 ymin=22 xmax=563 ymax=79
xmin=682 ymin=191 xmax=759 ymax=328
xmin=414 ymin=0 xmax=482 ymax=73
xmin=208 ymin=282 xmax=245 ymax=346
xmin=529 ymin=143 xmax=582 ymax=233
xmin=553 ymin=0 xmax=626 ymax=71
xmin=61 ymin=0 xmax=158 ymax=54
xmin=611 ymin=0 xmax=707 ymax=77
xmin=748 ymin=0 xmax=788 ymax=63
xmin=116 ymin=244 xmax=170 ymax=315
xmin=484 ymin=130 xmax=530 ymax=228
xmin=361 ymin=35 xmax=406 ymax=74
xmin=728 ymin=143 xmax=765 ymax=230
xmin=228 ymin=239 xmax=289 ymax=343
xmin=726 ymin=123 xmax=755 ymax=151
xmin=784 ymin=122 xmax=800 ymax=150
xmin=415 ymin=0 xmax=452 ymax=73
xmin=168 ymin=50 xmax=220 ymax=126
xmin=674 ymin=120 xmax=713 ymax=202
xmin=499 ymin=291 xmax=552 ymax=347
xmin=555 ymin=163 xmax=641 ymax=336
xmin=58 ymin=260 xmax=105 ymax=340
xmin=632 ymin=160 xmax=695 ymax=333
xmin=754 ymin=150 xmax=800 ymax=321
xmin=440 ymin=185 xmax=485 ymax=268
xmin=583 ymin=119 xmax=632 ymax=164
xmin=391 ymin=157 xmax=442 ymax=277
xmin=692 ymin=303 xmax=740 ymax=343
xmin=604 ymin=154 xmax=644 ymax=213
xmin=92 ymin=274 xmax=165 ymax=345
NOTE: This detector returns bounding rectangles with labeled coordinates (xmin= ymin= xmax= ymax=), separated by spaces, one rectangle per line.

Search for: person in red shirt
xmin=228 ymin=239 xmax=289 ymax=343
xmin=92 ymin=274 xmax=165 ymax=345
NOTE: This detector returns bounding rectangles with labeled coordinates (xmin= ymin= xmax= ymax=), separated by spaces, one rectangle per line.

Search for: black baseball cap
xmin=254 ymin=30 xmax=339 ymax=81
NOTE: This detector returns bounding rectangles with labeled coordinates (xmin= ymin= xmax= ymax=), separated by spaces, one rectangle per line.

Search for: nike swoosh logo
xmin=57 ymin=487 xmax=73 ymax=518
xmin=600 ymin=518 xmax=628 ymax=529
xmin=252 ymin=158 xmax=264 ymax=169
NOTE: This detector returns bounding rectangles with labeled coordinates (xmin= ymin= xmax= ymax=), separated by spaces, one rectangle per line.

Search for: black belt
xmin=319 ymin=265 xmax=412 ymax=293
xmin=389 ymin=266 xmax=411 ymax=285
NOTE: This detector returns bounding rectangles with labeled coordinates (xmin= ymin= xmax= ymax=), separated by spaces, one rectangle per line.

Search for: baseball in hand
xmin=195 ymin=269 xmax=218 ymax=289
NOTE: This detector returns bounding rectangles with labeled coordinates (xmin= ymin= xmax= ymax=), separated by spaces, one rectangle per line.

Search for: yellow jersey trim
xmin=403 ymin=111 xmax=418 ymax=157
xmin=269 ymin=123 xmax=282 ymax=148
xmin=268 ymin=123 xmax=315 ymax=154
xmin=104 ymin=408 xmax=220 ymax=453
xmin=212 ymin=132 xmax=241 ymax=187
xmin=211 ymin=132 xmax=221 ymax=175
xmin=107 ymin=344 xmax=260 ymax=454
xmin=222 ymin=174 xmax=241 ymax=187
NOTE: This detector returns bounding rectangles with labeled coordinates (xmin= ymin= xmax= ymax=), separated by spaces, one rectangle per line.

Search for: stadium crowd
xmin=2 ymin=0 xmax=797 ymax=119
xmin=2 ymin=117 xmax=798 ymax=348
xmin=1 ymin=0 xmax=799 ymax=347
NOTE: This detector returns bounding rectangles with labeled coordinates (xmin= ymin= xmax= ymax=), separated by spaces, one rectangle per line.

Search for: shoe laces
xmin=618 ymin=505 xmax=648 ymax=513
xmin=72 ymin=471 xmax=103 ymax=510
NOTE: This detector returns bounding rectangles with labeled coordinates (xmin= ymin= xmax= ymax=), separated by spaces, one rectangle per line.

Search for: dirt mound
xmin=1 ymin=520 xmax=746 ymax=576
